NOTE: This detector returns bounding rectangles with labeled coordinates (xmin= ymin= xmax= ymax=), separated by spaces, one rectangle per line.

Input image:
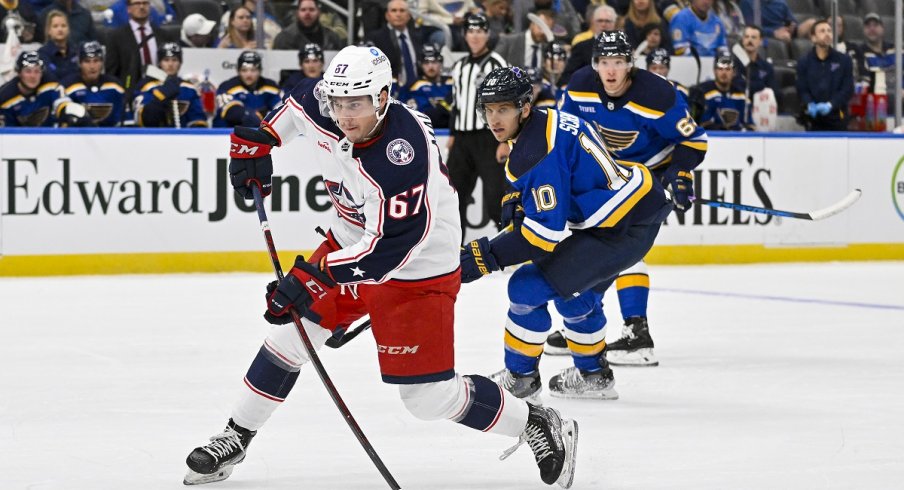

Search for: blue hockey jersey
xmin=397 ymin=76 xmax=453 ymax=129
xmin=504 ymin=109 xmax=668 ymax=252
xmin=559 ymin=67 xmax=707 ymax=175
xmin=60 ymin=73 xmax=125 ymax=127
xmin=695 ymin=80 xmax=753 ymax=131
xmin=212 ymin=76 xmax=281 ymax=128
xmin=670 ymin=7 xmax=727 ymax=56
xmin=0 ymin=78 xmax=62 ymax=127
xmin=133 ymin=76 xmax=208 ymax=128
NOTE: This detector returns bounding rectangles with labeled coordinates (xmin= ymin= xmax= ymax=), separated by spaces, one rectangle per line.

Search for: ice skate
xmin=544 ymin=330 xmax=570 ymax=356
xmin=489 ymin=368 xmax=543 ymax=405
xmin=183 ymin=419 xmax=256 ymax=485
xmin=606 ymin=316 xmax=658 ymax=366
xmin=500 ymin=404 xmax=578 ymax=488
xmin=548 ymin=364 xmax=618 ymax=400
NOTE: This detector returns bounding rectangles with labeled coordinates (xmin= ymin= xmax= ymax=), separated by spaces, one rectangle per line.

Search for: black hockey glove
xmin=500 ymin=191 xmax=524 ymax=230
xmin=460 ymin=237 xmax=500 ymax=284
xmin=664 ymin=168 xmax=695 ymax=212
xmin=229 ymin=126 xmax=278 ymax=199
xmin=264 ymin=256 xmax=338 ymax=325
xmin=158 ymin=75 xmax=181 ymax=100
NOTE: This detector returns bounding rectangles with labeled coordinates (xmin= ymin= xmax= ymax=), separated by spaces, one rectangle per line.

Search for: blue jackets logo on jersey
xmin=387 ymin=139 xmax=415 ymax=166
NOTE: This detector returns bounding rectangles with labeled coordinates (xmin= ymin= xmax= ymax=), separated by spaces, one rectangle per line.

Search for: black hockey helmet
xmin=592 ymin=30 xmax=633 ymax=62
xmin=79 ymin=40 xmax=104 ymax=62
xmin=464 ymin=12 xmax=489 ymax=32
xmin=15 ymin=50 xmax=43 ymax=72
xmin=646 ymin=47 xmax=670 ymax=67
xmin=420 ymin=43 xmax=443 ymax=63
xmin=713 ymin=48 xmax=735 ymax=70
xmin=158 ymin=42 xmax=183 ymax=62
xmin=477 ymin=66 xmax=533 ymax=115
xmin=544 ymin=40 xmax=568 ymax=60
xmin=299 ymin=43 xmax=324 ymax=62
xmin=237 ymin=50 xmax=262 ymax=70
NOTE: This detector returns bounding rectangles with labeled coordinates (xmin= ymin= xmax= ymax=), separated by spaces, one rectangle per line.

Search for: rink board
xmin=0 ymin=129 xmax=903 ymax=275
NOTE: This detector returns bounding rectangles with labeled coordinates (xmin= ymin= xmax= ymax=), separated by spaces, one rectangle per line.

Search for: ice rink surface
xmin=1 ymin=262 xmax=903 ymax=489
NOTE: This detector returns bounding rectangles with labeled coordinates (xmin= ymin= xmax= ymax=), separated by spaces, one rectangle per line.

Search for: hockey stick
xmin=325 ymin=318 xmax=372 ymax=348
xmin=250 ymin=185 xmax=401 ymax=490
xmin=690 ymin=46 xmax=702 ymax=86
xmin=694 ymin=189 xmax=861 ymax=220
xmin=146 ymin=65 xmax=181 ymax=129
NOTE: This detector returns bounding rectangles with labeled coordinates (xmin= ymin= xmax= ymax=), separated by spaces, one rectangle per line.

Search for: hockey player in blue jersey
xmin=646 ymin=48 xmax=690 ymax=100
xmin=693 ymin=51 xmax=754 ymax=131
xmin=397 ymin=44 xmax=453 ymax=128
xmin=60 ymin=41 xmax=125 ymax=127
xmin=279 ymin=43 xmax=325 ymax=93
xmin=133 ymin=43 xmax=208 ymax=128
xmin=550 ymin=31 xmax=707 ymax=366
xmin=0 ymin=51 xmax=91 ymax=127
xmin=212 ymin=51 xmax=282 ymax=128
xmin=460 ymin=66 xmax=672 ymax=400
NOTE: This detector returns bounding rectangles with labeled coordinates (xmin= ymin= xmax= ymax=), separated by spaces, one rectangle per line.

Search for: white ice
xmin=1 ymin=262 xmax=903 ymax=489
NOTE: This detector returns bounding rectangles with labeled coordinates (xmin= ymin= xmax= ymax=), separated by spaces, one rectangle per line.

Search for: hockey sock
xmin=616 ymin=272 xmax=650 ymax=319
xmin=232 ymin=345 xmax=300 ymax=431
xmin=555 ymin=292 xmax=607 ymax=372
xmin=505 ymin=264 xmax=557 ymax=374
xmin=454 ymin=375 xmax=529 ymax=437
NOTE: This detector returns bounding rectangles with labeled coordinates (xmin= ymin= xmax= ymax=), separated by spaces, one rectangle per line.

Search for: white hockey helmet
xmin=322 ymin=46 xmax=393 ymax=124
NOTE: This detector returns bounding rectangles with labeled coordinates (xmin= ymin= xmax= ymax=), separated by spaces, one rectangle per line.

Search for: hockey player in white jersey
xmin=183 ymin=46 xmax=579 ymax=489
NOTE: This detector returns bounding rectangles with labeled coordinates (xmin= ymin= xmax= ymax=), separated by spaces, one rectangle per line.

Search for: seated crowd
xmin=0 ymin=0 xmax=897 ymax=131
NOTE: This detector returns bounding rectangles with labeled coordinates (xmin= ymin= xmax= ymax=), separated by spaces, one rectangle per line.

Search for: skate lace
xmin=499 ymin=421 xmax=553 ymax=463
xmin=492 ymin=369 xmax=516 ymax=390
xmin=561 ymin=367 xmax=586 ymax=389
xmin=615 ymin=323 xmax=636 ymax=342
xmin=202 ymin=429 xmax=244 ymax=459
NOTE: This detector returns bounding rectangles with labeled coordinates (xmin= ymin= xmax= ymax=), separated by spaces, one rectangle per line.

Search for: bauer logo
xmin=893 ymin=155 xmax=904 ymax=222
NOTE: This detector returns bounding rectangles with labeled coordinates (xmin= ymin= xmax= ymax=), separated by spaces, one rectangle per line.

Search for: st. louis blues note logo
xmin=387 ymin=138 xmax=415 ymax=165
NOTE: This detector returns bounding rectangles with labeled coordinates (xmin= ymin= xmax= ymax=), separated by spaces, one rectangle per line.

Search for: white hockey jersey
xmin=263 ymin=79 xmax=461 ymax=284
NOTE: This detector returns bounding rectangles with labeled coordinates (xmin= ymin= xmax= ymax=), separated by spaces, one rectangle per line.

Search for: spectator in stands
xmin=38 ymin=0 xmax=96 ymax=45
xmin=543 ymin=38 xmax=567 ymax=89
xmin=273 ymin=0 xmax=342 ymax=51
xmin=670 ymin=0 xmax=727 ymax=56
xmin=494 ymin=9 xmax=554 ymax=70
xmin=560 ymin=5 xmax=616 ymax=85
xmin=693 ymin=50 xmax=753 ymax=130
xmin=279 ymin=42 xmax=324 ymax=92
xmin=739 ymin=0 xmax=815 ymax=42
xmin=732 ymin=25 xmax=777 ymax=97
xmin=621 ymin=0 xmax=671 ymax=52
xmin=483 ymin=0 xmax=514 ymax=38
xmin=101 ymin=0 xmax=174 ymax=28
xmin=180 ymin=12 xmax=216 ymax=48
xmin=219 ymin=0 xmax=281 ymax=48
xmin=512 ymin=0 xmax=580 ymax=40
xmin=212 ymin=50 xmax=281 ymax=128
xmin=60 ymin=40 xmax=125 ymax=126
xmin=217 ymin=6 xmax=256 ymax=49
xmin=398 ymin=43 xmax=453 ymax=128
xmin=38 ymin=10 xmax=79 ymax=80
xmin=134 ymin=42 xmax=208 ymax=127
xmin=852 ymin=13 xmax=895 ymax=93
xmin=636 ymin=22 xmax=666 ymax=56
xmin=646 ymin=47 xmax=689 ymax=98
xmin=1 ymin=0 xmax=40 ymax=43
xmin=713 ymin=0 xmax=743 ymax=43
xmin=104 ymin=0 xmax=175 ymax=99
xmin=408 ymin=0 xmax=477 ymax=49
xmin=659 ymin=0 xmax=690 ymax=23
xmin=368 ymin=0 xmax=424 ymax=90
xmin=796 ymin=18 xmax=853 ymax=131
xmin=0 ymin=51 xmax=90 ymax=127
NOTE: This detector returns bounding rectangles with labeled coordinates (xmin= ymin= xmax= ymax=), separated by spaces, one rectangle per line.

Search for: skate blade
xmin=607 ymin=348 xmax=658 ymax=367
xmin=544 ymin=345 xmax=570 ymax=356
xmin=183 ymin=466 xmax=234 ymax=485
xmin=549 ymin=388 xmax=619 ymax=400
xmin=556 ymin=419 xmax=579 ymax=489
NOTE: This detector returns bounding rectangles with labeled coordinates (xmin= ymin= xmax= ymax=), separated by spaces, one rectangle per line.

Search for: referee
xmin=448 ymin=13 xmax=508 ymax=241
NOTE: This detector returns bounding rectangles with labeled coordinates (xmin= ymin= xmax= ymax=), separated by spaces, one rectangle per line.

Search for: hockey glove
xmin=806 ymin=102 xmax=819 ymax=118
xmin=816 ymin=102 xmax=832 ymax=116
xmin=500 ymin=191 xmax=525 ymax=229
xmin=460 ymin=237 xmax=500 ymax=284
xmin=156 ymin=75 xmax=181 ymax=100
xmin=664 ymin=168 xmax=695 ymax=211
xmin=264 ymin=256 xmax=338 ymax=325
xmin=229 ymin=126 xmax=278 ymax=199
xmin=59 ymin=102 xmax=94 ymax=127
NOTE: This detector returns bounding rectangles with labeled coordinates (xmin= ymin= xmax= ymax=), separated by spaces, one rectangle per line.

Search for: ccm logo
xmin=304 ymin=279 xmax=328 ymax=300
xmin=317 ymin=140 xmax=332 ymax=153
xmin=377 ymin=345 xmax=419 ymax=355
xmin=231 ymin=143 xmax=260 ymax=156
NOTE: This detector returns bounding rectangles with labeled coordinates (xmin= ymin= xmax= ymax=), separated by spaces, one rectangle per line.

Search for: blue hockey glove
xmin=157 ymin=75 xmax=181 ymax=100
xmin=806 ymin=102 xmax=819 ymax=118
xmin=816 ymin=102 xmax=832 ymax=116
xmin=229 ymin=126 xmax=277 ymax=199
xmin=664 ymin=168 xmax=695 ymax=211
xmin=500 ymin=191 xmax=524 ymax=229
xmin=460 ymin=237 xmax=500 ymax=283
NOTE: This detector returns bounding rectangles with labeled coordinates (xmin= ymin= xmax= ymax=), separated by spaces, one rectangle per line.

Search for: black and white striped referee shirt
xmin=450 ymin=51 xmax=508 ymax=132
